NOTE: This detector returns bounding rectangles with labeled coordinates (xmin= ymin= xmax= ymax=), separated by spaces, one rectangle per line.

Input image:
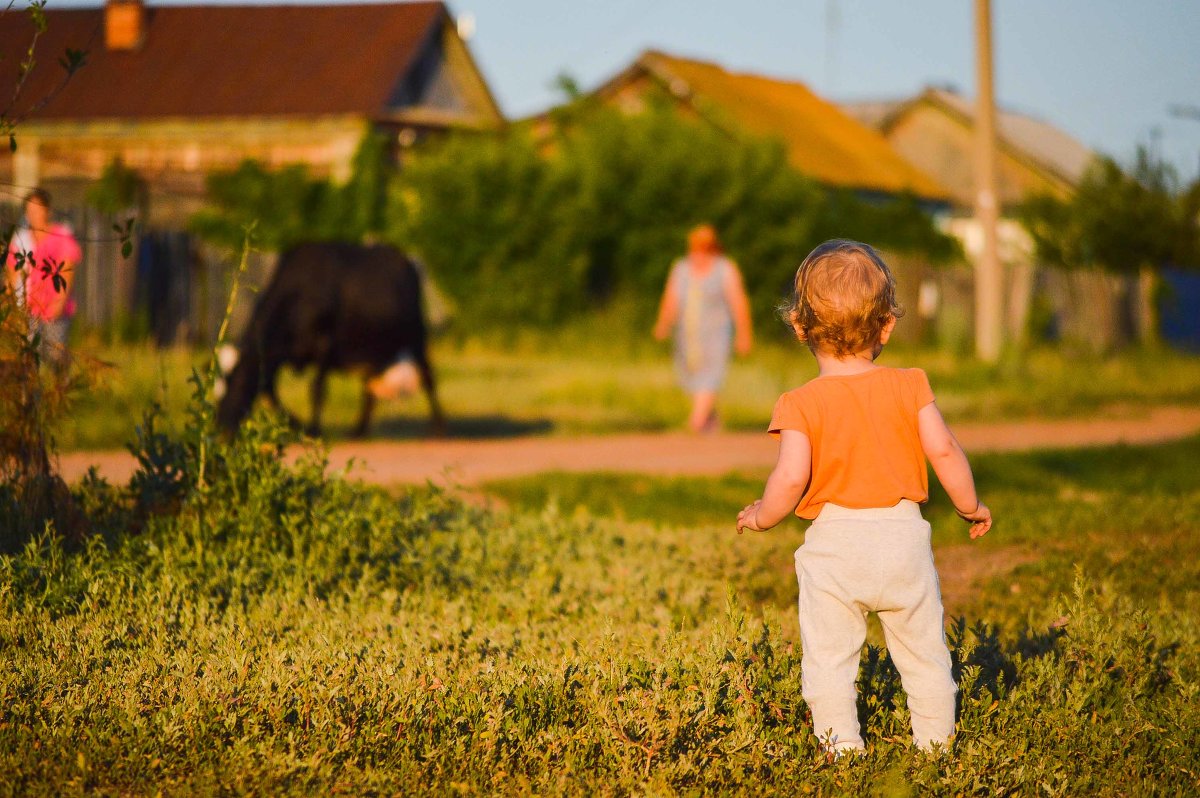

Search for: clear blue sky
xmin=55 ymin=0 xmax=1200 ymax=180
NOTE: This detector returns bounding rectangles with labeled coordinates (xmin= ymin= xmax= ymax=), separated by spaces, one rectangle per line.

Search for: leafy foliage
xmin=0 ymin=0 xmax=106 ymax=555
xmin=192 ymin=110 xmax=958 ymax=332
xmin=0 ymin=265 xmax=97 ymax=552
xmin=1 ymin=0 xmax=87 ymax=149
xmin=189 ymin=129 xmax=394 ymax=251
xmin=84 ymin=157 xmax=144 ymax=215
xmin=1019 ymin=149 xmax=1200 ymax=273
xmin=2 ymin=361 xmax=1199 ymax=792
xmin=389 ymin=108 xmax=958 ymax=331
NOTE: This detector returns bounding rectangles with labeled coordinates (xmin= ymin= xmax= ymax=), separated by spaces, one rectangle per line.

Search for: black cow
xmin=216 ymin=242 xmax=445 ymax=438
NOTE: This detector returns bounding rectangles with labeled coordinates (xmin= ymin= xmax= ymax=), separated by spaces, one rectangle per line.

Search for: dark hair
xmin=23 ymin=188 xmax=51 ymax=208
xmin=779 ymin=239 xmax=904 ymax=356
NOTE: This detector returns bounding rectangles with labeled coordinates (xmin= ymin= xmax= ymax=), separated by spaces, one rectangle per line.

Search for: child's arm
xmin=737 ymin=429 xmax=811 ymax=533
xmin=918 ymin=402 xmax=992 ymax=539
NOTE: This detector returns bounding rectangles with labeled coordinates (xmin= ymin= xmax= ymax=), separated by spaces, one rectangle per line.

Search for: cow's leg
xmin=414 ymin=350 xmax=447 ymax=437
xmin=307 ymin=366 xmax=330 ymax=437
xmin=351 ymin=379 xmax=377 ymax=439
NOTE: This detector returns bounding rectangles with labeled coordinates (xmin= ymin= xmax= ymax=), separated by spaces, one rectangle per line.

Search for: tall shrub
xmin=1019 ymin=150 xmax=1200 ymax=347
xmin=388 ymin=107 xmax=957 ymax=332
xmin=190 ymin=130 xmax=395 ymax=250
xmin=0 ymin=0 xmax=91 ymax=550
xmin=387 ymin=131 xmax=581 ymax=326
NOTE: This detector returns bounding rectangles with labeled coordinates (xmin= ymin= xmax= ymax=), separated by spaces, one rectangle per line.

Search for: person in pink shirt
xmin=5 ymin=188 xmax=82 ymax=368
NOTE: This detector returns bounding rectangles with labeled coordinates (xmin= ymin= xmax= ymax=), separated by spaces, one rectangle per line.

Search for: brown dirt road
xmin=57 ymin=405 xmax=1200 ymax=488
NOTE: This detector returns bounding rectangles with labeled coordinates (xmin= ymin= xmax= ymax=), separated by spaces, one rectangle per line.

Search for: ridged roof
xmin=626 ymin=52 xmax=950 ymax=201
xmin=844 ymin=87 xmax=1095 ymax=187
xmin=1 ymin=2 xmax=452 ymax=120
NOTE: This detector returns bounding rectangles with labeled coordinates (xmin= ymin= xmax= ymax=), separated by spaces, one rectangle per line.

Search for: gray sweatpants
xmin=794 ymin=500 xmax=956 ymax=752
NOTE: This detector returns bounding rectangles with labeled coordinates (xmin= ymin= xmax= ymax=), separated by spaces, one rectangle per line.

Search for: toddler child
xmin=736 ymin=239 xmax=992 ymax=755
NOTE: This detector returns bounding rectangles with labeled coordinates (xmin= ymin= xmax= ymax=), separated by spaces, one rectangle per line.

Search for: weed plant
xmin=1 ymin=383 xmax=1198 ymax=793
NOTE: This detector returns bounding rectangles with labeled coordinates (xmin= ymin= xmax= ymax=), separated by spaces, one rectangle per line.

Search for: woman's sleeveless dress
xmin=671 ymin=256 xmax=733 ymax=393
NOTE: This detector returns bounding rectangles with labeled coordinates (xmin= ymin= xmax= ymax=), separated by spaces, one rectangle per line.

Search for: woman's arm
xmin=653 ymin=266 xmax=681 ymax=341
xmin=737 ymin=429 xmax=811 ymax=532
xmin=722 ymin=262 xmax=753 ymax=355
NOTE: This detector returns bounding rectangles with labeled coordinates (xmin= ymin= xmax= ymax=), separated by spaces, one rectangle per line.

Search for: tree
xmin=1019 ymin=150 xmax=1200 ymax=347
xmin=191 ymin=108 xmax=960 ymax=335
xmin=190 ymin=129 xmax=396 ymax=251
xmin=388 ymin=106 xmax=958 ymax=332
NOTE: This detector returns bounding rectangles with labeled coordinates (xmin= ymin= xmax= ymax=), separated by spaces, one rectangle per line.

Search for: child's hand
xmin=958 ymin=502 xmax=992 ymax=539
xmin=737 ymin=500 xmax=765 ymax=534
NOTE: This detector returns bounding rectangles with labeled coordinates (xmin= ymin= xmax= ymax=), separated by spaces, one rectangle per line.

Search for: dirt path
xmin=57 ymin=405 xmax=1200 ymax=487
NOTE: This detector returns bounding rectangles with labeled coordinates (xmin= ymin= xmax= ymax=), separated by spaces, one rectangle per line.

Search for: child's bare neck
xmin=814 ymin=347 xmax=882 ymax=377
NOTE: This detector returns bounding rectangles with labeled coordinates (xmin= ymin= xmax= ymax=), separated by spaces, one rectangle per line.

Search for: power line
xmin=1168 ymin=104 xmax=1200 ymax=121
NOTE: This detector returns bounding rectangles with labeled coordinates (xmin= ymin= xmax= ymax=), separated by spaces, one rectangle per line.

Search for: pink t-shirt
xmin=6 ymin=224 xmax=82 ymax=320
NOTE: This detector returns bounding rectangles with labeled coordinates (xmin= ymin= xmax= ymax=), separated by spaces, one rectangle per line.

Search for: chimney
xmin=105 ymin=0 xmax=146 ymax=52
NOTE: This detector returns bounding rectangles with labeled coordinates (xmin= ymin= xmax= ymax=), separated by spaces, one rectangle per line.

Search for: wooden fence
xmin=21 ymin=202 xmax=275 ymax=347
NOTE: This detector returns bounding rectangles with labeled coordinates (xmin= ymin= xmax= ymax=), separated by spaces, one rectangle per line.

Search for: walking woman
xmin=653 ymin=224 xmax=753 ymax=432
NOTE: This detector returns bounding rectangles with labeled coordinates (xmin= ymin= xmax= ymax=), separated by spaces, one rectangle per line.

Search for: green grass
xmin=2 ymin=408 xmax=1198 ymax=794
xmin=482 ymin=436 xmax=1200 ymax=623
xmin=55 ymin=336 xmax=1200 ymax=450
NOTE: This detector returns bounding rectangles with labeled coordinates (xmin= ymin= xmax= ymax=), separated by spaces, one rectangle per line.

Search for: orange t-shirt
xmin=768 ymin=367 xmax=935 ymax=519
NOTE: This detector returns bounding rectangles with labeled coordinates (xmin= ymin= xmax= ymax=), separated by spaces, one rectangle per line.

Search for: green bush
xmin=1 ymin=381 xmax=1198 ymax=792
xmin=389 ymin=108 xmax=959 ymax=332
xmin=191 ymin=111 xmax=958 ymax=334
xmin=189 ymin=130 xmax=393 ymax=251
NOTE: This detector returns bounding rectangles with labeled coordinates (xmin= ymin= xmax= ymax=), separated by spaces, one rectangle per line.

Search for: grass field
xmin=56 ymin=335 xmax=1200 ymax=450
xmin=3 ymin=396 xmax=1198 ymax=794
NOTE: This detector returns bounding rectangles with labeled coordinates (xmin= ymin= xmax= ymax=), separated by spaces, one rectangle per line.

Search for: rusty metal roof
xmin=1 ymin=2 xmax=447 ymax=120
xmin=844 ymin=88 xmax=1095 ymax=188
xmin=621 ymin=52 xmax=952 ymax=201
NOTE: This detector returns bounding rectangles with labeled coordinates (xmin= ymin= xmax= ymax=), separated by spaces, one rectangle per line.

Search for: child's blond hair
xmin=781 ymin=239 xmax=903 ymax=357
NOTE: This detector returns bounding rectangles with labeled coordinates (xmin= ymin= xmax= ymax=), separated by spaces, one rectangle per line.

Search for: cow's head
xmin=212 ymin=344 xmax=239 ymax=400
xmin=215 ymin=344 xmax=262 ymax=434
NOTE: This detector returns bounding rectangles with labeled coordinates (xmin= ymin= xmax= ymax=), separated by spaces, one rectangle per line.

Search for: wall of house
xmin=2 ymin=116 xmax=368 ymax=224
xmin=885 ymin=105 xmax=1073 ymax=209
xmin=0 ymin=116 xmax=370 ymax=344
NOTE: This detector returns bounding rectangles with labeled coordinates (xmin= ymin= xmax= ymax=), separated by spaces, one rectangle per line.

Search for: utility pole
xmin=973 ymin=0 xmax=1003 ymax=362
xmin=824 ymin=0 xmax=841 ymax=95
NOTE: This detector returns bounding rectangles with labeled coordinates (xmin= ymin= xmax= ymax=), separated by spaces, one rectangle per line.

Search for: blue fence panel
xmin=1160 ymin=267 xmax=1200 ymax=352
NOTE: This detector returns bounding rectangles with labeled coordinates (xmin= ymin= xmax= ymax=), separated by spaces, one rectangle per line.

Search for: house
xmin=844 ymin=87 xmax=1106 ymax=348
xmin=528 ymin=51 xmax=954 ymax=345
xmin=0 ymin=0 xmax=502 ymax=342
xmin=2 ymin=0 xmax=502 ymax=219
xmin=843 ymin=86 xmax=1093 ymax=210
xmin=546 ymin=50 xmax=951 ymax=206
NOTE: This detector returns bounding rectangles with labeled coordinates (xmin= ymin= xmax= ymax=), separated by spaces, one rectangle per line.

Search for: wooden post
xmin=974 ymin=0 xmax=1003 ymax=362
